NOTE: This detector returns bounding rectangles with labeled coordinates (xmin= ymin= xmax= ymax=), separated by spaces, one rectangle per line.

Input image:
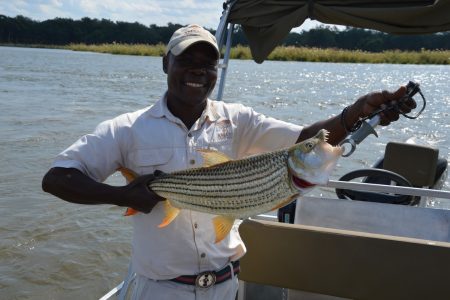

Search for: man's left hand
xmin=354 ymin=86 xmax=417 ymax=126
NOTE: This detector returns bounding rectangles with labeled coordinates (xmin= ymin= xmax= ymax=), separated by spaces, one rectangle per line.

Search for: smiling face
xmin=163 ymin=42 xmax=218 ymax=118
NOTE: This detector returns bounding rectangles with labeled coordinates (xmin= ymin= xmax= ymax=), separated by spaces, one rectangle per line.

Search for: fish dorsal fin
xmin=197 ymin=148 xmax=231 ymax=167
xmin=158 ymin=200 xmax=181 ymax=228
xmin=212 ymin=216 xmax=235 ymax=243
xmin=117 ymin=167 xmax=139 ymax=183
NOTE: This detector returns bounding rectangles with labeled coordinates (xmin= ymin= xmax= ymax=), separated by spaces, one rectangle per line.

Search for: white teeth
xmin=185 ymin=82 xmax=204 ymax=87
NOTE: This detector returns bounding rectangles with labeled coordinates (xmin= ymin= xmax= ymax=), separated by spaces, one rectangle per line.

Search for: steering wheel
xmin=335 ymin=168 xmax=414 ymax=205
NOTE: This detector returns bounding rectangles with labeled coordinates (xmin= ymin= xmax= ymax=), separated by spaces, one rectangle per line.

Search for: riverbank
xmin=66 ymin=43 xmax=450 ymax=65
xmin=2 ymin=43 xmax=449 ymax=64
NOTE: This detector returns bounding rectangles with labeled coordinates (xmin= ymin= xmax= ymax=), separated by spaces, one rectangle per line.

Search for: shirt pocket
xmin=129 ymin=148 xmax=173 ymax=175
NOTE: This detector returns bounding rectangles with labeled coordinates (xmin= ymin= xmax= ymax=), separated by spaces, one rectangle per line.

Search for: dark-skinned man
xmin=42 ymin=24 xmax=415 ymax=299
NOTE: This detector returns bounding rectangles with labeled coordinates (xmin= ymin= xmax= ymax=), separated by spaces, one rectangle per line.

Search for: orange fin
xmin=270 ymin=194 xmax=298 ymax=211
xmin=212 ymin=215 xmax=235 ymax=243
xmin=197 ymin=149 xmax=232 ymax=167
xmin=158 ymin=200 xmax=180 ymax=228
xmin=124 ymin=208 xmax=138 ymax=216
xmin=117 ymin=167 xmax=139 ymax=216
xmin=117 ymin=167 xmax=139 ymax=183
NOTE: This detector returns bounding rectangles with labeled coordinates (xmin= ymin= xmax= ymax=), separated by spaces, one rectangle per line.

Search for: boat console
xmin=336 ymin=141 xmax=448 ymax=205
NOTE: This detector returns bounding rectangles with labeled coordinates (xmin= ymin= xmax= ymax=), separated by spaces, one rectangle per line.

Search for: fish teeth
xmin=323 ymin=129 xmax=329 ymax=141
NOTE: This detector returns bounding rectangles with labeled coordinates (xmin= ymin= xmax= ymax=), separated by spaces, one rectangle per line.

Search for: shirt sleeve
xmin=234 ymin=104 xmax=303 ymax=157
xmin=51 ymin=119 xmax=123 ymax=182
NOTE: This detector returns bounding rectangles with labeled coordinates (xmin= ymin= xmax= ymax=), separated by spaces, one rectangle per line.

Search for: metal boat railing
xmin=326 ymin=180 xmax=450 ymax=200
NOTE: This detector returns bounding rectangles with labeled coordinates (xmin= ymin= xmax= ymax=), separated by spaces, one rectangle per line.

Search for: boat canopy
xmin=226 ymin=0 xmax=450 ymax=63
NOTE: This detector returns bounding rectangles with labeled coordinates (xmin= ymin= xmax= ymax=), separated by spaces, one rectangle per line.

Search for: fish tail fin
xmin=117 ymin=167 xmax=140 ymax=216
xmin=212 ymin=216 xmax=235 ymax=243
xmin=124 ymin=208 xmax=139 ymax=216
xmin=158 ymin=200 xmax=180 ymax=228
xmin=117 ymin=167 xmax=139 ymax=182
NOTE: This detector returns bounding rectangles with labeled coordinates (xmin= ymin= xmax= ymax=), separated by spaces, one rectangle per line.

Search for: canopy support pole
xmin=215 ymin=0 xmax=237 ymax=101
xmin=216 ymin=23 xmax=234 ymax=101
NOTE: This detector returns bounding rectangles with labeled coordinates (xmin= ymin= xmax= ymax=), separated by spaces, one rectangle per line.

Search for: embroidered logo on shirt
xmin=213 ymin=120 xmax=232 ymax=141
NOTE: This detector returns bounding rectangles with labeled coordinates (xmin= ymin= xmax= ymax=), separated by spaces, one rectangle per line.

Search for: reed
xmin=66 ymin=43 xmax=166 ymax=56
xmin=65 ymin=43 xmax=450 ymax=65
xmin=267 ymin=47 xmax=450 ymax=64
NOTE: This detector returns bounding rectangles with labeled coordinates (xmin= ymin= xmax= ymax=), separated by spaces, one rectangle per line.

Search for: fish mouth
xmin=290 ymin=175 xmax=316 ymax=190
xmin=323 ymin=143 xmax=344 ymax=157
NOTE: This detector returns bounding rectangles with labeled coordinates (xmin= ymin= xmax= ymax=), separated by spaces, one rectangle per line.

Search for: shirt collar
xmin=201 ymin=98 xmax=221 ymax=122
xmin=148 ymin=93 xmax=221 ymax=124
xmin=147 ymin=94 xmax=167 ymax=118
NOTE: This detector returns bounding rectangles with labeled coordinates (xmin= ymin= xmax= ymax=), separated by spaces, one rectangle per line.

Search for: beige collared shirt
xmin=53 ymin=95 xmax=302 ymax=280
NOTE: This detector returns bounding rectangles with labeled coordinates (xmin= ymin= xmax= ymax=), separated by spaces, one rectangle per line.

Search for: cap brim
xmin=170 ymin=38 xmax=219 ymax=58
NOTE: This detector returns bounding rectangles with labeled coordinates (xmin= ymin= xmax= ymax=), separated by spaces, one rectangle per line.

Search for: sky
xmin=0 ymin=0 xmax=324 ymax=32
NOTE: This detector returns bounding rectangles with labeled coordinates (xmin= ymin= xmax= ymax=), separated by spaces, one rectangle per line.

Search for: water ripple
xmin=1 ymin=46 xmax=450 ymax=299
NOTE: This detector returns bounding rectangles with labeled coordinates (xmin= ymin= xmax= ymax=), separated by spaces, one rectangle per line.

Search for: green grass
xmin=267 ymin=46 xmax=450 ymax=65
xmin=61 ymin=43 xmax=450 ymax=65
xmin=65 ymin=43 xmax=166 ymax=56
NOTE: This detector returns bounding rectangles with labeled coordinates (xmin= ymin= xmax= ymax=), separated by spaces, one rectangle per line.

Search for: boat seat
xmin=356 ymin=141 xmax=446 ymax=205
xmin=238 ymin=218 xmax=450 ymax=300
xmin=382 ymin=141 xmax=439 ymax=187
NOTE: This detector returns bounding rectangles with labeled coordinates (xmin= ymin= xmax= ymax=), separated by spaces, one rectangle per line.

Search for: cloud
xmin=0 ymin=0 xmax=223 ymax=29
xmin=0 ymin=0 xmax=322 ymax=31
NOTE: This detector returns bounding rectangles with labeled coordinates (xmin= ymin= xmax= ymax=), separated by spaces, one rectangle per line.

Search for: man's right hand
xmin=120 ymin=173 xmax=165 ymax=214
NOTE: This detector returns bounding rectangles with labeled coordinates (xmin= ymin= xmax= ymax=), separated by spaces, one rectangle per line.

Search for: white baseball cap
xmin=166 ymin=24 xmax=220 ymax=57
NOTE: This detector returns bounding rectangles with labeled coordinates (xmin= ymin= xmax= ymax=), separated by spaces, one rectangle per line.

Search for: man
xmin=42 ymin=24 xmax=415 ymax=299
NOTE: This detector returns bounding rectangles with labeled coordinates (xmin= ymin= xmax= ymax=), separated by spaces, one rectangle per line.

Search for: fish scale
xmin=148 ymin=149 xmax=297 ymax=217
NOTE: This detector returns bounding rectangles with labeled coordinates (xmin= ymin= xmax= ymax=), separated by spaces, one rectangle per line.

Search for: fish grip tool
xmin=340 ymin=81 xmax=425 ymax=157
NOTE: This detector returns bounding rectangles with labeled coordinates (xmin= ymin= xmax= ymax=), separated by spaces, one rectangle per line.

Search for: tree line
xmin=1 ymin=15 xmax=449 ymax=52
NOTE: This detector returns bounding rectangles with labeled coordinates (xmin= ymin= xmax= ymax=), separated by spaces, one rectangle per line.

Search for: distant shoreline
xmin=2 ymin=43 xmax=449 ymax=65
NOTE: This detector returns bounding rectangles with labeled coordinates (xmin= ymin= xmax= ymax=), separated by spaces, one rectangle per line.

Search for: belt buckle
xmin=195 ymin=271 xmax=216 ymax=289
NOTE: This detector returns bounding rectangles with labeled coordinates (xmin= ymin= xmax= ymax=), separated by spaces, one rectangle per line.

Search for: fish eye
xmin=302 ymin=141 xmax=315 ymax=152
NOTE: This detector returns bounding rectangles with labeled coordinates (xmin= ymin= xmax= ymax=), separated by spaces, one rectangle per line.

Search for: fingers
xmin=379 ymin=111 xmax=397 ymax=126
xmin=390 ymin=86 xmax=406 ymax=101
xmin=397 ymin=98 xmax=416 ymax=115
xmin=386 ymin=85 xmax=417 ymax=111
xmin=125 ymin=181 xmax=165 ymax=214
xmin=377 ymin=90 xmax=398 ymax=125
xmin=154 ymin=170 xmax=166 ymax=177
xmin=141 ymin=173 xmax=156 ymax=183
xmin=136 ymin=205 xmax=154 ymax=214
xmin=123 ymin=172 xmax=165 ymax=212
xmin=375 ymin=86 xmax=418 ymax=125
xmin=149 ymin=189 xmax=165 ymax=202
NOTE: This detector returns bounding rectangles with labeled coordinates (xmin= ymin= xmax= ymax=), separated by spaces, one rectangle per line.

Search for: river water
xmin=1 ymin=46 xmax=449 ymax=299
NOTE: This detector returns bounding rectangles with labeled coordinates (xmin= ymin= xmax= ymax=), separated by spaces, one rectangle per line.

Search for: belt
xmin=170 ymin=261 xmax=240 ymax=289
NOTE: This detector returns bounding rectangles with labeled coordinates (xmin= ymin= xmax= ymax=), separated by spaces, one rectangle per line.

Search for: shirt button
xmin=200 ymin=253 xmax=206 ymax=258
xmin=194 ymin=223 xmax=198 ymax=229
xmin=188 ymin=133 xmax=192 ymax=137
xmin=190 ymin=159 xmax=195 ymax=165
